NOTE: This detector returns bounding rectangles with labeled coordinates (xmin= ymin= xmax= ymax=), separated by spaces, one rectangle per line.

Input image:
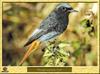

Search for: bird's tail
xmin=18 ymin=40 xmax=41 ymax=66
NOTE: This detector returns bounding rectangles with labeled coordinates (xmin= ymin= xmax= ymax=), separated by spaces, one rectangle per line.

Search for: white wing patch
xmin=28 ymin=29 xmax=42 ymax=39
xmin=39 ymin=31 xmax=59 ymax=41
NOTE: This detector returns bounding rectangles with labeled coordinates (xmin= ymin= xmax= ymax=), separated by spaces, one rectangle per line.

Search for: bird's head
xmin=56 ymin=3 xmax=78 ymax=14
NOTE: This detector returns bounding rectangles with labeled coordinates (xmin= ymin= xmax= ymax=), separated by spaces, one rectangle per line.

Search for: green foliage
xmin=41 ymin=41 xmax=71 ymax=66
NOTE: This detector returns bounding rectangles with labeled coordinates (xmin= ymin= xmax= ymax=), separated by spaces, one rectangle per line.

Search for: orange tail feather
xmin=18 ymin=40 xmax=40 ymax=66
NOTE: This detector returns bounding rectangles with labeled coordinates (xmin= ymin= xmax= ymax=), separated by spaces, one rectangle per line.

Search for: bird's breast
xmin=55 ymin=14 xmax=69 ymax=32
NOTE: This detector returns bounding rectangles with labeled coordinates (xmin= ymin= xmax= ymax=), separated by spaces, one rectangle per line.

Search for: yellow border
xmin=1 ymin=0 xmax=99 ymax=2
xmin=0 ymin=0 xmax=2 ymax=67
xmin=0 ymin=0 xmax=99 ymax=73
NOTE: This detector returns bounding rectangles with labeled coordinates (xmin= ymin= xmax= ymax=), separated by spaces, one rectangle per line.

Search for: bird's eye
xmin=62 ymin=7 xmax=66 ymax=11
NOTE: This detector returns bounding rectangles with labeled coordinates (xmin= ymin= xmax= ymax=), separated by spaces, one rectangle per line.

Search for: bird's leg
xmin=48 ymin=39 xmax=57 ymax=45
xmin=18 ymin=40 xmax=41 ymax=66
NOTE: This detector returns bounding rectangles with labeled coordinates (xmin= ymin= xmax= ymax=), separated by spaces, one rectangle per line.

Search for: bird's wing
xmin=24 ymin=29 xmax=46 ymax=46
xmin=39 ymin=31 xmax=60 ymax=41
xmin=24 ymin=12 xmax=59 ymax=46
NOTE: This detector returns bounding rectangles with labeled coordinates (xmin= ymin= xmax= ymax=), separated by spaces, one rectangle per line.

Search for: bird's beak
xmin=69 ymin=9 xmax=78 ymax=13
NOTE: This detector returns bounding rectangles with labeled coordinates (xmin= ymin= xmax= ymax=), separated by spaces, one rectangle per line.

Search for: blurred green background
xmin=2 ymin=3 xmax=98 ymax=66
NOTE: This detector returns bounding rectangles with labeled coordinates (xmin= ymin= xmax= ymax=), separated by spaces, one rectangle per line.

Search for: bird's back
xmin=39 ymin=11 xmax=69 ymax=33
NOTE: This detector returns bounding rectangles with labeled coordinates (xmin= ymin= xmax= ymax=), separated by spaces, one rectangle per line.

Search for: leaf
xmin=72 ymin=41 xmax=80 ymax=49
xmin=73 ymin=48 xmax=82 ymax=57
xmin=58 ymin=49 xmax=68 ymax=56
xmin=43 ymin=53 xmax=53 ymax=57
xmin=80 ymin=19 xmax=89 ymax=27
xmin=55 ymin=58 xmax=60 ymax=65
xmin=9 ymin=16 xmax=20 ymax=24
xmin=59 ymin=43 xmax=67 ymax=48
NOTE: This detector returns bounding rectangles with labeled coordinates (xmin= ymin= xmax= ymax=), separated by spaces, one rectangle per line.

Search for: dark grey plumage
xmin=24 ymin=3 xmax=77 ymax=46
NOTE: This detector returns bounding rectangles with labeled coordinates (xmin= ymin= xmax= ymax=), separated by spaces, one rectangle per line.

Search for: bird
xmin=19 ymin=3 xmax=78 ymax=65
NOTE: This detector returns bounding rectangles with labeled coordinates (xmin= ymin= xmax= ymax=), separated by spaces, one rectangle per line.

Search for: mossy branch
xmin=41 ymin=41 xmax=71 ymax=66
